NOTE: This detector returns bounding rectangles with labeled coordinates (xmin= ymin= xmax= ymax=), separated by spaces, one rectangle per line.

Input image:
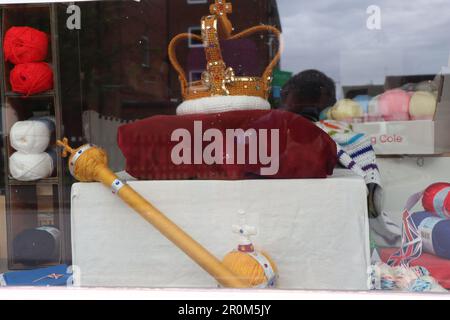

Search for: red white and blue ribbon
xmin=69 ymin=144 xmax=94 ymax=176
xmin=387 ymin=192 xmax=424 ymax=267
xmin=247 ymin=252 xmax=277 ymax=289
xmin=111 ymin=179 xmax=125 ymax=195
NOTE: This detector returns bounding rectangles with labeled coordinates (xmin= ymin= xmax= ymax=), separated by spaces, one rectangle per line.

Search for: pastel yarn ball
xmin=401 ymin=83 xmax=417 ymax=92
xmin=378 ymin=89 xmax=411 ymax=121
xmin=368 ymin=95 xmax=381 ymax=117
xmin=409 ymin=91 xmax=437 ymax=120
xmin=353 ymin=95 xmax=371 ymax=114
xmin=10 ymin=120 xmax=53 ymax=154
xmin=331 ymin=99 xmax=363 ymax=121
xmin=10 ymin=62 xmax=53 ymax=96
xmin=319 ymin=107 xmax=332 ymax=120
xmin=9 ymin=152 xmax=54 ymax=181
xmin=3 ymin=26 xmax=49 ymax=64
xmin=415 ymin=81 xmax=437 ymax=93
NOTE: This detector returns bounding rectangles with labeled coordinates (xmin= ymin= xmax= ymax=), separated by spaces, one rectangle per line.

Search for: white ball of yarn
xmin=367 ymin=95 xmax=383 ymax=121
xmin=9 ymin=152 xmax=54 ymax=181
xmin=10 ymin=120 xmax=52 ymax=154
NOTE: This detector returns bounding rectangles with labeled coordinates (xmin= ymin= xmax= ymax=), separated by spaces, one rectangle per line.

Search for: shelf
xmin=1 ymin=3 xmax=74 ymax=270
xmin=8 ymin=261 xmax=62 ymax=271
xmin=7 ymin=177 xmax=59 ymax=186
xmin=0 ymin=4 xmax=51 ymax=9
xmin=378 ymin=153 xmax=450 ymax=159
xmin=5 ymin=91 xmax=55 ymax=98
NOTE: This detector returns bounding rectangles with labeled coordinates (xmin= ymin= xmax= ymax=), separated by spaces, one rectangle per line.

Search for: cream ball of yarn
xmin=331 ymin=99 xmax=363 ymax=121
xmin=409 ymin=91 xmax=437 ymax=120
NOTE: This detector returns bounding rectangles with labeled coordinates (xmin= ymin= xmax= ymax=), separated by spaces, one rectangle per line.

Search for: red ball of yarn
xmin=10 ymin=62 xmax=53 ymax=96
xmin=422 ymin=182 xmax=450 ymax=219
xmin=3 ymin=26 xmax=49 ymax=64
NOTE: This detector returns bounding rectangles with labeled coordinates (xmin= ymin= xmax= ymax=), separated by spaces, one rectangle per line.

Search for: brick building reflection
xmin=77 ymin=0 xmax=281 ymax=120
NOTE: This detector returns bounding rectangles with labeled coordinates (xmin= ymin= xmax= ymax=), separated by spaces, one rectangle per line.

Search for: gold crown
xmin=168 ymin=0 xmax=281 ymax=102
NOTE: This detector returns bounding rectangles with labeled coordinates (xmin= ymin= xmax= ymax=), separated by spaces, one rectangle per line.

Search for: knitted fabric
xmin=316 ymin=120 xmax=381 ymax=187
xmin=368 ymin=262 xmax=447 ymax=292
xmin=176 ymin=95 xmax=271 ymax=115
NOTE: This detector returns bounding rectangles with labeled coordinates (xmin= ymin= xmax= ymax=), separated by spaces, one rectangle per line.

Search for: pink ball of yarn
xmin=378 ymin=89 xmax=411 ymax=121
xmin=3 ymin=26 xmax=49 ymax=64
xmin=10 ymin=62 xmax=53 ymax=96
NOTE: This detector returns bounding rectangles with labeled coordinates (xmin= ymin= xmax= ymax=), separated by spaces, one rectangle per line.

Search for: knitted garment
xmin=380 ymin=248 xmax=450 ymax=289
xmin=368 ymin=262 xmax=447 ymax=292
xmin=316 ymin=120 xmax=381 ymax=187
xmin=370 ymin=210 xmax=402 ymax=248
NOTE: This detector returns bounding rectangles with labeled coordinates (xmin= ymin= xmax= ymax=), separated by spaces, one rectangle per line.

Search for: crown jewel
xmin=168 ymin=0 xmax=281 ymax=103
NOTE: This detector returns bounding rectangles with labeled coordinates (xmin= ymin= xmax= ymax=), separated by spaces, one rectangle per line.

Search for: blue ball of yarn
xmin=411 ymin=211 xmax=450 ymax=260
xmin=353 ymin=95 xmax=371 ymax=114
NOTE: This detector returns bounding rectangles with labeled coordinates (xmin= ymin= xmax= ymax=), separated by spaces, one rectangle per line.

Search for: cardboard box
xmin=352 ymin=73 xmax=450 ymax=155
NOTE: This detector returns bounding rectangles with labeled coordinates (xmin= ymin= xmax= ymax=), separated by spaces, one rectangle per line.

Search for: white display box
xmin=71 ymin=170 xmax=370 ymax=291
xmin=352 ymin=74 xmax=450 ymax=155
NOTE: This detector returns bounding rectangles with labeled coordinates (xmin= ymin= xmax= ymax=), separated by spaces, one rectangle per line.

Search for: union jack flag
xmin=32 ymin=273 xmax=65 ymax=283
xmin=387 ymin=192 xmax=424 ymax=267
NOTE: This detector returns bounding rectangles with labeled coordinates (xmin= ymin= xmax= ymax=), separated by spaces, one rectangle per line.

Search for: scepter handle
xmin=95 ymin=166 xmax=248 ymax=288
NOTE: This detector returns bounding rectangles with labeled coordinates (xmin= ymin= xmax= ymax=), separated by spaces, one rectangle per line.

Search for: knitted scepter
xmin=56 ymin=138 xmax=247 ymax=288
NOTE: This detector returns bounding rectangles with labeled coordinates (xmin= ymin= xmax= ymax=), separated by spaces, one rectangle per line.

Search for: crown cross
xmin=57 ymin=137 xmax=74 ymax=158
xmin=201 ymin=14 xmax=235 ymax=96
xmin=210 ymin=0 xmax=232 ymax=16
xmin=202 ymin=66 xmax=235 ymax=95
xmin=232 ymin=210 xmax=257 ymax=252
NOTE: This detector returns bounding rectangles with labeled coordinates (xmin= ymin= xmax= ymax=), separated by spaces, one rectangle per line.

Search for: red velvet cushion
xmin=117 ymin=110 xmax=337 ymax=180
xmin=380 ymin=248 xmax=450 ymax=289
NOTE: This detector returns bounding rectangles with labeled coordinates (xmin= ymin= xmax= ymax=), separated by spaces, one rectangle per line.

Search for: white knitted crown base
xmin=176 ymin=95 xmax=271 ymax=115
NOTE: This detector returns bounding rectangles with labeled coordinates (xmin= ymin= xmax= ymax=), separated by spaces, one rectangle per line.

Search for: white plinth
xmin=71 ymin=169 xmax=370 ymax=290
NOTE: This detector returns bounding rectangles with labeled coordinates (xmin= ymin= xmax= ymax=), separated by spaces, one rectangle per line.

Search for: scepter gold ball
xmin=222 ymin=251 xmax=277 ymax=288
xmin=69 ymin=145 xmax=108 ymax=182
